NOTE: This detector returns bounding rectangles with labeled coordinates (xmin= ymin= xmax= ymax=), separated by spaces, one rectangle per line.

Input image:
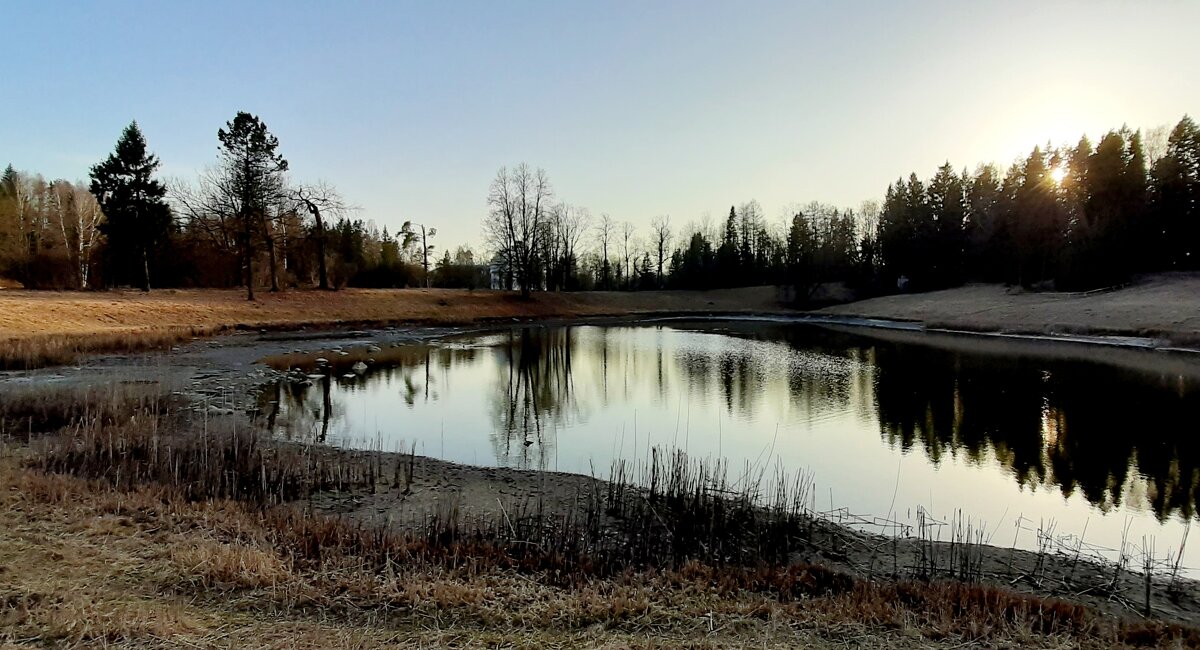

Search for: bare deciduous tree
xmin=484 ymin=163 xmax=552 ymax=298
xmin=857 ymin=199 xmax=881 ymax=245
xmin=650 ymin=215 xmax=671 ymax=287
xmin=556 ymin=204 xmax=589 ymax=290
xmin=1 ymin=169 xmax=105 ymax=289
xmin=1144 ymin=125 xmax=1170 ymax=165
xmin=49 ymin=181 xmax=103 ymax=289
xmin=594 ymin=213 xmax=615 ymax=289
xmin=295 ymin=183 xmax=347 ymax=290
xmin=620 ymin=220 xmax=635 ymax=288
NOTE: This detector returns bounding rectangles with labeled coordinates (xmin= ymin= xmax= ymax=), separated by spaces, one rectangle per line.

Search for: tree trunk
xmin=243 ymin=223 xmax=255 ymax=301
xmin=305 ymin=200 xmax=331 ymax=290
xmin=421 ymin=227 xmax=431 ymax=288
xmin=316 ymin=222 xmax=330 ymax=290
xmin=246 ymin=252 xmax=255 ymax=301
xmin=317 ymin=238 xmax=330 ymax=289
xmin=266 ymin=232 xmax=280 ymax=292
xmin=141 ymin=248 xmax=151 ymax=292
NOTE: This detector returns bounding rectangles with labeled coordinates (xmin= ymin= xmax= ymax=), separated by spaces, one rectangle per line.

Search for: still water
xmin=266 ymin=321 xmax=1200 ymax=568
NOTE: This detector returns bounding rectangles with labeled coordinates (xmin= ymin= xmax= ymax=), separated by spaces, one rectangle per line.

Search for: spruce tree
xmin=717 ymin=206 xmax=740 ymax=286
xmin=89 ymin=121 xmax=171 ymax=291
xmin=1151 ymin=116 xmax=1200 ymax=268
xmin=0 ymin=165 xmax=17 ymax=198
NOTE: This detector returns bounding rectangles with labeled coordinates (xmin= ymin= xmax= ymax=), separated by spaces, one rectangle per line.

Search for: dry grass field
xmin=0 ymin=286 xmax=785 ymax=368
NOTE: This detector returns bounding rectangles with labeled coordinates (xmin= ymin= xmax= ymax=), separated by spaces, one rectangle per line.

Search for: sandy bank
xmin=817 ymin=273 xmax=1200 ymax=348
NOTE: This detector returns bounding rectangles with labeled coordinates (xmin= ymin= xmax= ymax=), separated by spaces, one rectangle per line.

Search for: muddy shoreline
xmin=303 ymin=441 xmax=1200 ymax=627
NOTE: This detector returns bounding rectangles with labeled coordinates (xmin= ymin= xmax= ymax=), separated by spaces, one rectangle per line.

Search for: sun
xmin=1050 ymin=166 xmax=1068 ymax=184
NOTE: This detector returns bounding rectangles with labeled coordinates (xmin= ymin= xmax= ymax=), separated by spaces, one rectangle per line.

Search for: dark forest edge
xmin=2 ymin=114 xmax=1197 ymax=301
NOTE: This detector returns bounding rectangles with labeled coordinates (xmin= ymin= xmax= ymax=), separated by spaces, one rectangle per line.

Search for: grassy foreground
xmin=2 ymin=389 xmax=1198 ymax=648
xmin=0 ymin=287 xmax=783 ymax=369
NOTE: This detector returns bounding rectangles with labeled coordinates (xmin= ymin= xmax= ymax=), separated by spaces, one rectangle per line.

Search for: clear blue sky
xmin=2 ymin=1 xmax=1197 ymax=250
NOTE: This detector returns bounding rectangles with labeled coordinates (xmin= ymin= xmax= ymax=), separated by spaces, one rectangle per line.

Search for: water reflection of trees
xmin=266 ymin=345 xmax=482 ymax=445
xmin=262 ymin=373 xmax=338 ymax=444
xmin=673 ymin=323 xmax=868 ymax=419
xmin=672 ymin=322 xmax=1200 ymax=521
xmin=873 ymin=345 xmax=1200 ymax=521
xmin=488 ymin=328 xmax=575 ymax=470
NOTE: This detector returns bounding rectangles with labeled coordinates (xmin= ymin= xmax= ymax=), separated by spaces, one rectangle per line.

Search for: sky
xmin=2 ymin=1 xmax=1198 ymax=251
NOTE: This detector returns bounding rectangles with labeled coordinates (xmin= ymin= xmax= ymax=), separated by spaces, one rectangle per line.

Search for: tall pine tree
xmin=217 ymin=112 xmax=289 ymax=300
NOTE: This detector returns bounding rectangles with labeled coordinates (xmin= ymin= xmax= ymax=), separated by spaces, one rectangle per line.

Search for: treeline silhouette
xmin=0 ymin=117 xmax=488 ymax=293
xmin=660 ymin=115 xmax=1200 ymax=294
xmin=2 ymin=114 xmax=1196 ymax=295
xmin=880 ymin=118 xmax=1200 ymax=291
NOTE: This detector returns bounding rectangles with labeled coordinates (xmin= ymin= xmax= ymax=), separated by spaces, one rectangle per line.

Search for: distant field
xmin=0 ymin=286 xmax=789 ymax=338
xmin=819 ymin=272 xmax=1200 ymax=345
xmin=0 ymin=286 xmax=786 ymax=368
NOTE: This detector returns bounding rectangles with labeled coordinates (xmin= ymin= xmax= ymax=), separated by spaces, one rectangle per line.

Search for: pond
xmin=263 ymin=321 xmax=1200 ymax=570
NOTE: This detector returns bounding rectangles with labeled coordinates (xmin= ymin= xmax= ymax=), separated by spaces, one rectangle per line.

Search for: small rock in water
xmin=351 ymin=361 xmax=368 ymax=373
xmin=342 ymin=373 xmax=356 ymax=380
xmin=367 ymin=345 xmax=382 ymax=353
xmin=315 ymin=358 xmax=329 ymax=365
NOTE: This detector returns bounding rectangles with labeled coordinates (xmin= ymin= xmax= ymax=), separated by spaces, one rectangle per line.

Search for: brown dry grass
xmin=0 ymin=457 xmax=945 ymax=648
xmin=0 ymin=286 xmax=784 ymax=369
xmin=3 ymin=441 xmax=1197 ymax=649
